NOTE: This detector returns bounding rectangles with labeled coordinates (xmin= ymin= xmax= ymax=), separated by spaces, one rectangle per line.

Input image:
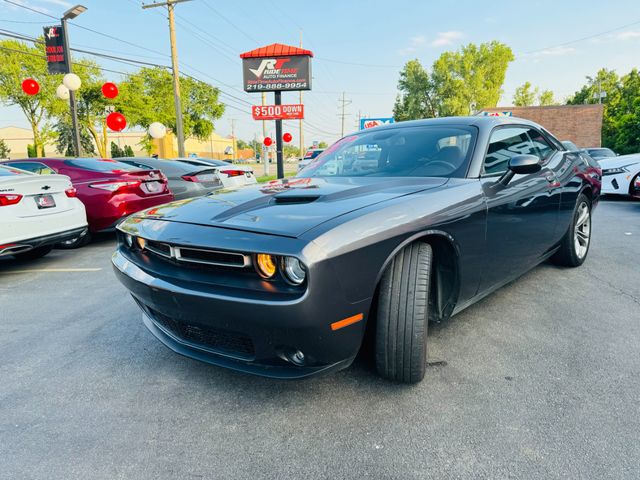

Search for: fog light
xmin=282 ymin=256 xmax=306 ymax=285
xmin=255 ymin=253 xmax=277 ymax=279
xmin=288 ymin=350 xmax=305 ymax=366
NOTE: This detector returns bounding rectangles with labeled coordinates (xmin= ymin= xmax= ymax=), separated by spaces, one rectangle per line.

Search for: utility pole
xmin=143 ymin=0 xmax=191 ymax=158
xmin=338 ymin=91 xmax=352 ymax=137
xmin=299 ymin=30 xmax=304 ymax=161
xmin=61 ymin=5 xmax=87 ymax=158
xmin=230 ymin=119 xmax=236 ymax=162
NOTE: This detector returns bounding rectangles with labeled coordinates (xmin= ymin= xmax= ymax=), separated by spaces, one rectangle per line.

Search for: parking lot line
xmin=0 ymin=268 xmax=103 ymax=274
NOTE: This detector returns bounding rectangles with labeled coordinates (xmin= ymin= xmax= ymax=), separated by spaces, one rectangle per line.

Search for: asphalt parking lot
xmin=1 ymin=198 xmax=639 ymax=480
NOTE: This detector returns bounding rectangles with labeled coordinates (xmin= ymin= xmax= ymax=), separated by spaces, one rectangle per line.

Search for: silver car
xmin=120 ymin=158 xmax=223 ymax=200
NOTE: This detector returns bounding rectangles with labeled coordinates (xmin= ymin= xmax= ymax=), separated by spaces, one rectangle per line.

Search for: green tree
xmin=236 ymin=139 xmax=249 ymax=150
xmin=393 ymin=59 xmax=436 ymax=121
xmin=0 ymin=40 xmax=66 ymax=157
xmin=567 ymin=68 xmax=620 ymax=106
xmin=283 ymin=145 xmax=300 ymax=158
xmin=513 ymin=82 xmax=538 ymax=106
xmin=118 ymin=67 xmax=225 ymax=140
xmin=111 ymin=142 xmax=125 ymax=158
xmin=54 ymin=120 xmax=97 ymax=157
xmin=431 ymin=41 xmax=514 ymax=116
xmin=138 ymin=135 xmax=154 ymax=156
xmin=0 ymin=138 xmax=10 ymax=158
xmin=538 ymin=90 xmax=556 ymax=106
xmin=124 ymin=145 xmax=134 ymax=157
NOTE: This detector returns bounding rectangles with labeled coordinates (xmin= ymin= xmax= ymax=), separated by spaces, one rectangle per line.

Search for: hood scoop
xmin=272 ymin=194 xmax=321 ymax=205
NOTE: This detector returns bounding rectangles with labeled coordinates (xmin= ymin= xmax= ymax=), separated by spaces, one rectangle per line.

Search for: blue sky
xmin=1 ymin=0 xmax=640 ymax=145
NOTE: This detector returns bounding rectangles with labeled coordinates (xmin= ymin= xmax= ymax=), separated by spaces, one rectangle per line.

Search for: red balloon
xmin=263 ymin=137 xmax=273 ymax=147
xmin=101 ymin=82 xmax=119 ymax=99
xmin=21 ymin=78 xmax=40 ymax=96
xmin=283 ymin=132 xmax=292 ymax=143
xmin=106 ymin=112 xmax=127 ymax=132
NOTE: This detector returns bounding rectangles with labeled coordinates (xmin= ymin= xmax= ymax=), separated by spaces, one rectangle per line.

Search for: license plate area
xmin=142 ymin=181 xmax=163 ymax=194
xmin=35 ymin=194 xmax=56 ymax=209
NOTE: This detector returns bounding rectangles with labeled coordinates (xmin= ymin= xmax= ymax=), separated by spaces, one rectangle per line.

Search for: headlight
xmin=602 ymin=167 xmax=627 ymax=176
xmin=255 ymin=253 xmax=277 ymax=279
xmin=282 ymin=256 xmax=307 ymax=285
xmin=124 ymin=234 xmax=133 ymax=248
xmin=136 ymin=237 xmax=147 ymax=250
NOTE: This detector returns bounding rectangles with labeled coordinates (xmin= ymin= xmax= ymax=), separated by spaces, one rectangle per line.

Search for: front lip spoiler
xmin=141 ymin=311 xmax=355 ymax=380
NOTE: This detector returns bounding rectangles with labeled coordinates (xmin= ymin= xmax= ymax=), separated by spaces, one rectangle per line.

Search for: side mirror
xmin=499 ymin=155 xmax=541 ymax=185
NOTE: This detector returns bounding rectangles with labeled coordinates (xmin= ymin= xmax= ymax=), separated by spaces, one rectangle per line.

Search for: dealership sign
xmin=252 ymin=104 xmax=304 ymax=121
xmin=360 ymin=117 xmax=395 ymax=130
xmin=43 ymin=25 xmax=68 ymax=74
xmin=482 ymin=111 xmax=513 ymax=117
xmin=242 ymin=56 xmax=312 ymax=92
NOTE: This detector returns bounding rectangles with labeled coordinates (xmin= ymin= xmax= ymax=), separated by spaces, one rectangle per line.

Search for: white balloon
xmin=63 ymin=73 xmax=81 ymax=91
xmin=148 ymin=122 xmax=167 ymax=139
xmin=56 ymin=84 xmax=70 ymax=100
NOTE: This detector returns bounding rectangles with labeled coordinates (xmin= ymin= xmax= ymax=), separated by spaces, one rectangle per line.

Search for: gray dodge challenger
xmin=113 ymin=116 xmax=602 ymax=383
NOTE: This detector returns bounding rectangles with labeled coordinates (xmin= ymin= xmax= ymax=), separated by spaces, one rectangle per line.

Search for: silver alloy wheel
xmin=574 ymin=201 xmax=591 ymax=259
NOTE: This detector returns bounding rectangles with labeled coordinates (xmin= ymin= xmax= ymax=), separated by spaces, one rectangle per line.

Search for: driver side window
xmin=483 ymin=127 xmax=533 ymax=175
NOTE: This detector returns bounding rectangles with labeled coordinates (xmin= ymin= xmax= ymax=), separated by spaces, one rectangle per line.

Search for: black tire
xmin=56 ymin=232 xmax=91 ymax=249
xmin=375 ymin=242 xmax=432 ymax=383
xmin=13 ymin=245 xmax=52 ymax=261
xmin=552 ymin=193 xmax=592 ymax=267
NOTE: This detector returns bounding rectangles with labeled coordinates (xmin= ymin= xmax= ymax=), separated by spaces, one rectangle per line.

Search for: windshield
xmin=587 ymin=148 xmax=615 ymax=158
xmin=298 ymin=125 xmax=477 ymax=178
xmin=0 ymin=165 xmax=30 ymax=176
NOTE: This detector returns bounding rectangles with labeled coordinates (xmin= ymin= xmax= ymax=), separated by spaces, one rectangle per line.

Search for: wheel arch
xmin=372 ymin=230 xmax=461 ymax=323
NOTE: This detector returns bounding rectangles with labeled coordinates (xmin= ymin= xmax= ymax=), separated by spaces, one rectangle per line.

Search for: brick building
xmin=481 ymin=104 xmax=604 ymax=147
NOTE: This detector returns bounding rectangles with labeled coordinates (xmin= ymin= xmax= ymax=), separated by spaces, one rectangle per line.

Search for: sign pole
xmin=274 ymin=91 xmax=284 ymax=179
xmin=60 ymin=19 xmax=82 ymax=157
xmin=262 ymin=92 xmax=268 ymax=176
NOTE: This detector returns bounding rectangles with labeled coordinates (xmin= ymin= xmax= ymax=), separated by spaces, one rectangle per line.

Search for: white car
xmin=0 ymin=165 xmax=88 ymax=260
xmin=175 ymin=158 xmax=257 ymax=189
xmin=598 ymin=154 xmax=640 ymax=199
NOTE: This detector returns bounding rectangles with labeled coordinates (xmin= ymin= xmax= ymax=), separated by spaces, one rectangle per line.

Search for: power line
xmin=201 ymin=0 xmax=259 ymax=44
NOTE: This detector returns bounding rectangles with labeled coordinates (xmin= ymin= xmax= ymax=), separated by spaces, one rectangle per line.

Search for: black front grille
xmin=147 ymin=307 xmax=255 ymax=359
xmin=176 ymin=247 xmax=247 ymax=267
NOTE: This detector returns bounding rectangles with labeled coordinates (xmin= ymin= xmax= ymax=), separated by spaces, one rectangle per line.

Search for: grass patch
xmin=256 ymin=172 xmax=296 ymax=183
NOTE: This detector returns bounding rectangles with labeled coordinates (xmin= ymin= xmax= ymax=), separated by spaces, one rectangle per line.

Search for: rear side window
xmin=64 ymin=158 xmax=142 ymax=173
xmin=5 ymin=161 xmax=56 ymax=175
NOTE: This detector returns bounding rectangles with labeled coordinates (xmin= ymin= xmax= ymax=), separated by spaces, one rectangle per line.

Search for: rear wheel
xmin=552 ymin=193 xmax=592 ymax=267
xmin=375 ymin=243 xmax=432 ymax=383
xmin=13 ymin=245 xmax=52 ymax=261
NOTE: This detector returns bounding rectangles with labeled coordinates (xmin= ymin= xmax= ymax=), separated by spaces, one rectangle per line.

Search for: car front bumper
xmin=112 ymin=245 xmax=371 ymax=379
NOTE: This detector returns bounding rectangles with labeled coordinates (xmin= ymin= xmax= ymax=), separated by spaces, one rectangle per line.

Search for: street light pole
xmin=61 ymin=5 xmax=87 ymax=157
xmin=143 ymin=0 xmax=191 ymax=158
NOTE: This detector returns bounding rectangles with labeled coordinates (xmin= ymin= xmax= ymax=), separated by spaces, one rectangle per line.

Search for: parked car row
xmin=560 ymin=141 xmax=640 ymax=198
xmin=0 ymin=157 xmax=257 ymax=260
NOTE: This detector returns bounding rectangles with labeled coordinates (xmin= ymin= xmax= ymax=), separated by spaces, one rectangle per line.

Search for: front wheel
xmin=552 ymin=193 xmax=592 ymax=267
xmin=375 ymin=242 xmax=432 ymax=383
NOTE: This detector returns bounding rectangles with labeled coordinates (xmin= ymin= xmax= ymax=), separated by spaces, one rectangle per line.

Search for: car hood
xmin=132 ymin=176 xmax=448 ymax=237
xmin=598 ymin=154 xmax=640 ymax=169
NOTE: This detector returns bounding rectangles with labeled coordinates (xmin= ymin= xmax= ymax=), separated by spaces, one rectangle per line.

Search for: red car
xmin=2 ymin=158 xmax=174 ymax=245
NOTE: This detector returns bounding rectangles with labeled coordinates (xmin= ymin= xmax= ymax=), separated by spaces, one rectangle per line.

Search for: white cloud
xmin=617 ymin=31 xmax=640 ymax=40
xmin=398 ymin=31 xmax=464 ymax=55
xmin=535 ymin=46 xmax=576 ymax=56
xmin=430 ymin=31 xmax=464 ymax=47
